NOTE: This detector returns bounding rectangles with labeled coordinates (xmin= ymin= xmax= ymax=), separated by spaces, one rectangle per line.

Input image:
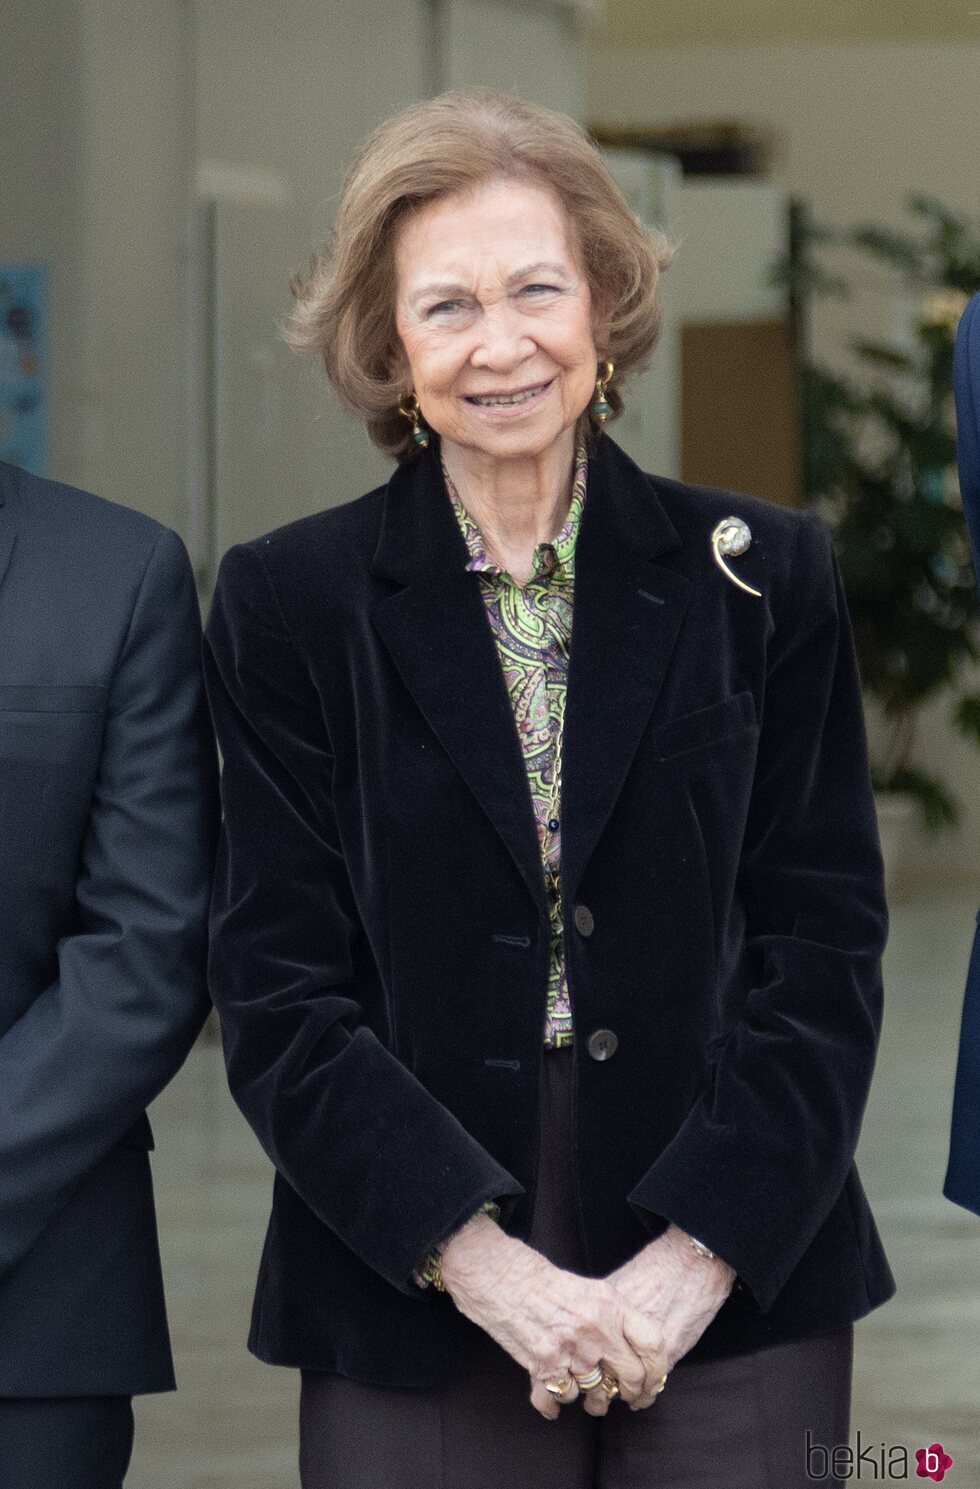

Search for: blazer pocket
xmin=0 ymin=683 xmax=108 ymax=714
xmin=653 ymin=690 xmax=757 ymax=763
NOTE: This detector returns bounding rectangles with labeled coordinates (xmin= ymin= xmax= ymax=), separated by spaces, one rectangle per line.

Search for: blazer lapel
xmin=371 ymin=449 xmax=551 ymax=917
xmin=370 ymin=432 xmax=691 ymax=916
xmin=559 ymin=434 xmax=691 ymax=902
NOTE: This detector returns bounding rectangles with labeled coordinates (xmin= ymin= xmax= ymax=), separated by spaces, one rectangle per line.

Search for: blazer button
xmin=573 ymin=904 xmax=595 ymax=936
xmin=587 ymin=1028 xmax=618 ymax=1061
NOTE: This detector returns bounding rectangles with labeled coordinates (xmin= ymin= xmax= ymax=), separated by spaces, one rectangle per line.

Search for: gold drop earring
xmin=398 ymin=393 xmax=429 ymax=448
xmin=592 ymin=360 xmax=614 ymax=423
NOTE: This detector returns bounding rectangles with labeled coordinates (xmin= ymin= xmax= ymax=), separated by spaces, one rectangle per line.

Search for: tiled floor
xmin=129 ymin=894 xmax=980 ymax=1487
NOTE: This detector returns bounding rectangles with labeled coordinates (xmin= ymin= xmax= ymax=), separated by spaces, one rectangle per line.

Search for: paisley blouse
xmin=440 ymin=442 xmax=588 ymax=1049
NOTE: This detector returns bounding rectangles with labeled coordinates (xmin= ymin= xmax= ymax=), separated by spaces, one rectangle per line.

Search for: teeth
xmin=470 ymin=383 xmax=547 ymax=406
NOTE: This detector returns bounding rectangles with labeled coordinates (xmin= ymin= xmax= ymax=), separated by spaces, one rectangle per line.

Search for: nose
xmin=469 ymin=300 xmax=537 ymax=370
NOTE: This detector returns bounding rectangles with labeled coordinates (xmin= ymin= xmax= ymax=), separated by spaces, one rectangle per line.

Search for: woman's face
xmin=392 ymin=176 xmax=601 ymax=462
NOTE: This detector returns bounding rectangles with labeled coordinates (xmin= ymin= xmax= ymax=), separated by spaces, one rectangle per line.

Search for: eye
xmin=522 ymin=283 xmax=559 ymax=296
xmin=426 ymin=299 xmax=463 ymax=317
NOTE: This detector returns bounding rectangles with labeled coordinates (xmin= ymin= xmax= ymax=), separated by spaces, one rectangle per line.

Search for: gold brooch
xmin=711 ymin=518 xmax=761 ymax=597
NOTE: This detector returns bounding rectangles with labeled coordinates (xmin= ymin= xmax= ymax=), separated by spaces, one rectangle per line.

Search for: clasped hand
xmin=439 ymin=1217 xmax=736 ymax=1420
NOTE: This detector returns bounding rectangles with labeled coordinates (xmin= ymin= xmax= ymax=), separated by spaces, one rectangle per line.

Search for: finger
xmin=627 ymin=1370 xmax=670 ymax=1412
xmin=598 ymin=1361 xmax=645 ymax=1408
xmin=592 ymin=1343 xmax=647 ymax=1404
xmin=592 ymin=1363 xmax=646 ymax=1405
xmin=581 ymin=1386 xmax=612 ymax=1418
xmin=528 ymin=1377 xmax=561 ymax=1421
xmin=529 ymin=1373 xmax=580 ymax=1419
xmin=569 ymin=1333 xmax=644 ymax=1402
xmin=619 ymin=1314 xmax=671 ymax=1399
xmin=601 ymin=1313 xmax=654 ymax=1390
xmin=568 ymin=1359 xmax=620 ymax=1414
xmin=602 ymin=1375 xmax=642 ymax=1408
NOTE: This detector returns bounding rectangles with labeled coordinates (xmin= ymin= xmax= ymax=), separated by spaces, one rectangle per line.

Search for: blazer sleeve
xmin=627 ymin=511 xmax=888 ymax=1312
xmin=944 ymin=914 xmax=980 ymax=1216
xmin=0 ymin=527 xmax=219 ymax=1281
xmin=953 ymin=292 xmax=980 ymax=582
xmin=943 ymin=294 xmax=980 ymax=1215
xmin=202 ymin=541 xmax=523 ymax=1297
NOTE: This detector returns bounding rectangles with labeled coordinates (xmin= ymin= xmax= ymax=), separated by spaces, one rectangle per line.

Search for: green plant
xmin=775 ymin=196 xmax=980 ymax=831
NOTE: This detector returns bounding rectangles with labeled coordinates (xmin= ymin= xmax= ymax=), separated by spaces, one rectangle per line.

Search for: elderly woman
xmin=204 ymin=89 xmax=895 ymax=1488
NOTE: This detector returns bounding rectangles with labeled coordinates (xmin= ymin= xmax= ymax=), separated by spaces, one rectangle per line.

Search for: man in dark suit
xmin=945 ymin=290 xmax=980 ymax=1216
xmin=0 ymin=461 xmax=220 ymax=1487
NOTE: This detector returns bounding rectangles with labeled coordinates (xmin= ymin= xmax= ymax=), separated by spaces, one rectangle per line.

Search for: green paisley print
xmin=441 ymin=443 xmax=588 ymax=1048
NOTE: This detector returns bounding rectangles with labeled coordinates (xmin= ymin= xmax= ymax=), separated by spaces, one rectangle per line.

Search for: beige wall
xmin=587 ymin=40 xmax=980 ymax=370
xmin=2 ymin=1 xmax=592 ymax=535
xmin=192 ymin=0 xmax=428 ymax=525
xmin=594 ymin=0 xmax=980 ymax=45
xmin=586 ymin=37 xmax=980 ymax=892
xmin=77 ymin=1 xmax=190 ymax=530
xmin=2 ymin=0 xmax=190 ymax=528
xmin=2 ymin=0 xmax=84 ymax=484
xmin=446 ymin=0 xmax=585 ymax=116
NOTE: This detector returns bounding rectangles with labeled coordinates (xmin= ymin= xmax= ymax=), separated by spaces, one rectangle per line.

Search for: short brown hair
xmin=287 ymin=88 xmax=676 ymax=464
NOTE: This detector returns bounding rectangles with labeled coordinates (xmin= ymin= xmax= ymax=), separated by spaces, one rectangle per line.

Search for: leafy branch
xmin=774 ymin=197 xmax=980 ymax=831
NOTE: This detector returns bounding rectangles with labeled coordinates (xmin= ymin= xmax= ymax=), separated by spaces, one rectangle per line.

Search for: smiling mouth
xmin=464 ymin=379 xmax=554 ymax=407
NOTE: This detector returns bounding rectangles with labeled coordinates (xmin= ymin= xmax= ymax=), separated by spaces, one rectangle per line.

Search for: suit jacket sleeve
xmin=202 ymin=541 xmax=523 ymax=1297
xmin=943 ymin=294 xmax=980 ymax=1215
xmin=944 ymin=914 xmax=980 ymax=1216
xmin=627 ymin=511 xmax=888 ymax=1312
xmin=953 ymin=292 xmax=980 ymax=580
xmin=0 ymin=527 xmax=219 ymax=1281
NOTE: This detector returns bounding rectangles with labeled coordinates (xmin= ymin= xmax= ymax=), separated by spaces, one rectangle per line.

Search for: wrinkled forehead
xmin=391 ymin=175 xmax=585 ymax=296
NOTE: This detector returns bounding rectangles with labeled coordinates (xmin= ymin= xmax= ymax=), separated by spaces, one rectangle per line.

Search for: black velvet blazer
xmin=203 ymin=429 xmax=895 ymax=1386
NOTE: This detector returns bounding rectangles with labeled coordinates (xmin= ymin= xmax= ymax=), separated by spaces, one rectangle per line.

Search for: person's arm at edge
xmin=0 ymin=526 xmax=220 ymax=1279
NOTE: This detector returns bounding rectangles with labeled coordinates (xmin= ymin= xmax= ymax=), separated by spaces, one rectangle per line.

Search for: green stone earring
xmin=593 ymin=360 xmax=614 ymax=422
xmin=398 ymin=393 xmax=429 ymax=448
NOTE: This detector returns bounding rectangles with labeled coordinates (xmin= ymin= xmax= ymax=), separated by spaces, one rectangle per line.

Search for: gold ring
xmin=544 ymin=1375 xmax=574 ymax=1398
xmin=600 ymin=1370 xmax=620 ymax=1399
xmin=656 ymin=1373 xmax=668 ymax=1395
xmin=574 ymin=1366 xmax=604 ymax=1391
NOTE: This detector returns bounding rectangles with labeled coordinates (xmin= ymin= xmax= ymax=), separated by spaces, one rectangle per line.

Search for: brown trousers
xmin=299 ymin=1046 xmax=853 ymax=1489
